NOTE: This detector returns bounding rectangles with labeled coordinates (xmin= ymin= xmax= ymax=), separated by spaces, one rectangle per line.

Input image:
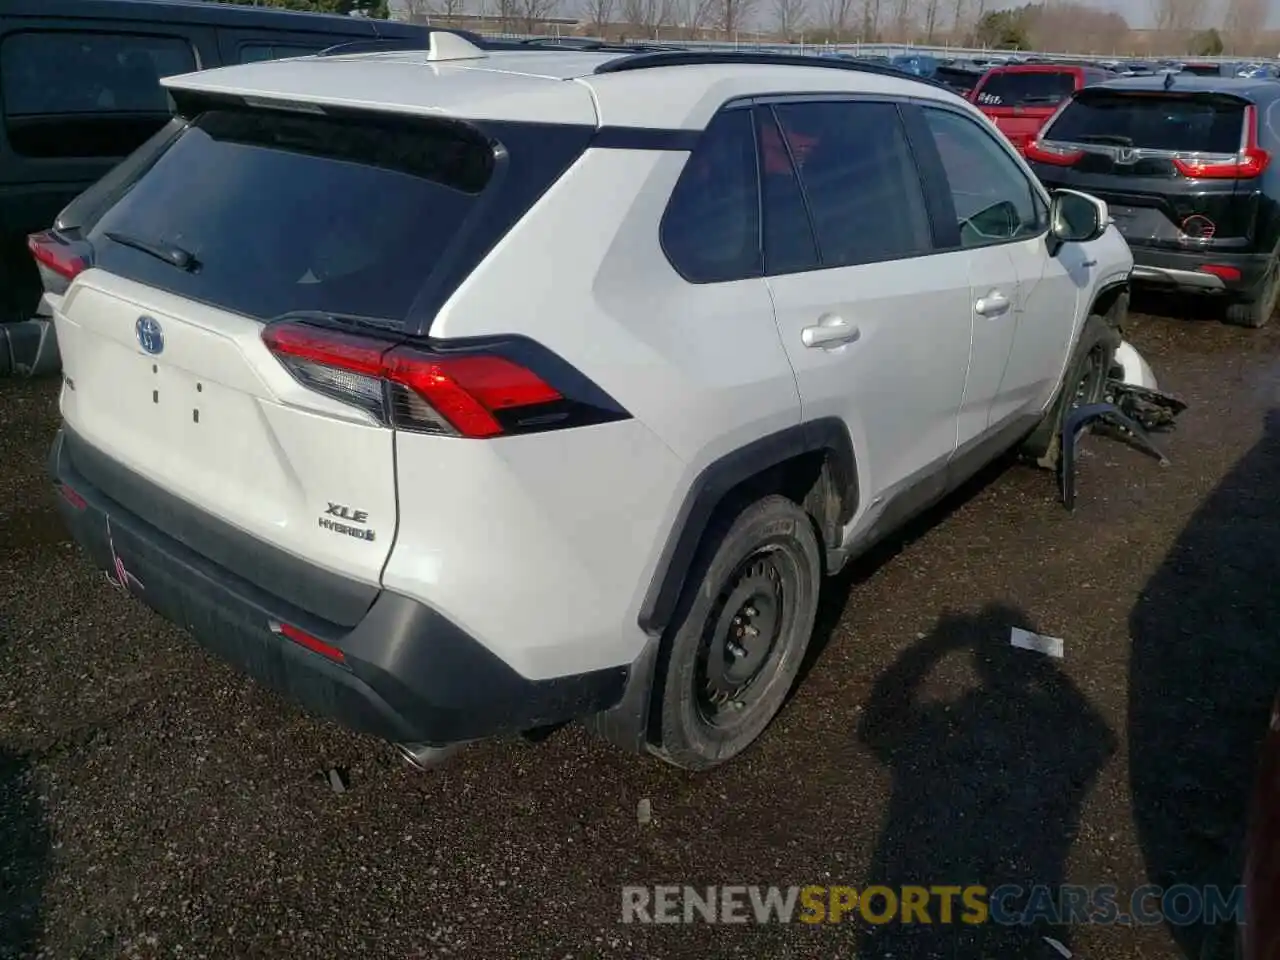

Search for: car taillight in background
xmin=262 ymin=320 xmax=623 ymax=439
xmin=1174 ymin=104 xmax=1271 ymax=179
xmin=1025 ymin=139 xmax=1085 ymax=166
xmin=27 ymin=231 xmax=92 ymax=296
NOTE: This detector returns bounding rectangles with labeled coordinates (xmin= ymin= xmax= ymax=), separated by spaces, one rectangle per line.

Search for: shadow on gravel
xmin=855 ymin=603 xmax=1117 ymax=960
xmin=0 ymin=750 xmax=49 ymax=959
xmin=1130 ymin=410 xmax=1280 ymax=958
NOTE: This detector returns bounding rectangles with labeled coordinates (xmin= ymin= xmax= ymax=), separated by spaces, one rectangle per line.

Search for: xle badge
xmin=319 ymin=502 xmax=376 ymax=543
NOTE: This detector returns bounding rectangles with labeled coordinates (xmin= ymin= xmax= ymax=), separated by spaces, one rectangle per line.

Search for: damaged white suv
xmin=42 ymin=34 xmax=1135 ymax=771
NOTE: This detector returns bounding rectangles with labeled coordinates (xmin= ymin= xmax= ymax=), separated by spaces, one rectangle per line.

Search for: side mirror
xmin=1050 ymin=189 xmax=1109 ymax=244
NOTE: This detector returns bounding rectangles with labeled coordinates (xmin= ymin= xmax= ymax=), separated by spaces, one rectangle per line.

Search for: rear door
xmin=760 ymin=99 xmax=972 ymax=532
xmin=973 ymin=69 xmax=1080 ymax=153
xmin=1030 ymin=89 xmax=1258 ymax=254
xmin=54 ymin=106 xmax=497 ymax=589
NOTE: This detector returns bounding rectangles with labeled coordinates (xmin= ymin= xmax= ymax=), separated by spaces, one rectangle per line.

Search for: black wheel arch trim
xmin=637 ymin=417 xmax=858 ymax=636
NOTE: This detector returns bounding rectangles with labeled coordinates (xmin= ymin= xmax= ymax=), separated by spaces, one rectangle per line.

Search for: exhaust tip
xmin=394 ymin=741 xmax=464 ymax=771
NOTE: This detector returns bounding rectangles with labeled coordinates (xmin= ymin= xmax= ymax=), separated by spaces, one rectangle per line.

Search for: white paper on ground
xmin=1010 ymin=627 xmax=1065 ymax=659
xmin=1043 ymin=936 xmax=1073 ymax=958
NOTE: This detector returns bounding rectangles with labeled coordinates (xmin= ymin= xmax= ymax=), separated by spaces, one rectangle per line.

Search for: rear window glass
xmin=1 ymin=30 xmax=197 ymax=158
xmin=88 ymin=109 xmax=495 ymax=325
xmin=1046 ymin=94 xmax=1246 ymax=153
xmin=975 ymin=71 xmax=1077 ymax=107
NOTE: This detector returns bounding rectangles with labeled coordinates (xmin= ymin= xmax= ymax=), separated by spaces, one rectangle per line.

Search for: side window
xmin=758 ymin=108 xmax=819 ymax=275
xmin=239 ymin=43 xmax=325 ymax=64
xmin=0 ymin=31 xmax=197 ymax=159
xmin=922 ymin=107 xmax=1047 ymax=248
xmin=771 ymin=100 xmax=933 ymax=268
xmin=661 ymin=108 xmax=761 ymax=284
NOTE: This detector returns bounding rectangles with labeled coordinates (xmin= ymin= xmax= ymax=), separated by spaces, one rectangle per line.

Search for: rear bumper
xmin=1128 ymin=246 xmax=1273 ymax=299
xmin=49 ymin=427 xmax=629 ymax=747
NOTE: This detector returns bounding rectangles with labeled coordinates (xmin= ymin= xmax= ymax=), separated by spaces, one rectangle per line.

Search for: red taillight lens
xmin=1173 ymin=104 xmax=1271 ymax=179
xmin=27 ymin=230 xmax=91 ymax=295
xmin=262 ymin=321 xmax=563 ymax=439
xmin=1025 ymin=140 xmax=1084 ymax=166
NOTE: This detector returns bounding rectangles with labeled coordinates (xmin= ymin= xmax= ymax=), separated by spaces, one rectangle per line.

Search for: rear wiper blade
xmin=104 ymin=231 xmax=199 ymax=272
xmin=1075 ymin=134 xmax=1135 ymax=146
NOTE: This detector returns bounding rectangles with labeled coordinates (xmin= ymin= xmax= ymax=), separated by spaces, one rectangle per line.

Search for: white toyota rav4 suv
xmin=41 ymin=34 xmax=1133 ymax=771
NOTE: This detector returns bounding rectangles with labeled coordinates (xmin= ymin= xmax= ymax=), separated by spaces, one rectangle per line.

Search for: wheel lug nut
xmin=727 ymin=641 xmax=747 ymax=658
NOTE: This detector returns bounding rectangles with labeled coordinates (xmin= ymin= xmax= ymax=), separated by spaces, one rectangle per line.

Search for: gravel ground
xmin=2 ymin=304 xmax=1279 ymax=959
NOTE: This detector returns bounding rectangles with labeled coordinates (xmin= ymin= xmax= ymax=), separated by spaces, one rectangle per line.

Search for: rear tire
xmin=650 ymin=495 xmax=821 ymax=771
xmin=1225 ymin=260 xmax=1279 ymax=328
xmin=1021 ymin=312 xmax=1121 ymax=470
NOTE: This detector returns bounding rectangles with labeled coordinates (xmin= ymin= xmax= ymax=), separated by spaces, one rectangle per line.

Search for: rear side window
xmin=238 ymin=43 xmax=326 ymax=64
xmin=771 ymin=100 xmax=932 ymax=268
xmin=661 ymin=108 xmax=762 ymax=284
xmin=1046 ymin=94 xmax=1246 ymax=153
xmin=88 ymin=109 xmax=495 ymax=325
xmin=975 ymin=71 xmax=1078 ymax=107
xmin=1 ymin=31 xmax=197 ymax=158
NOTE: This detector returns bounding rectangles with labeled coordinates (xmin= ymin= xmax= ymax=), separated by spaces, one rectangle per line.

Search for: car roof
xmin=1093 ymin=74 xmax=1280 ymax=99
xmin=2 ymin=0 xmax=424 ymax=35
xmin=162 ymin=39 xmax=970 ymax=130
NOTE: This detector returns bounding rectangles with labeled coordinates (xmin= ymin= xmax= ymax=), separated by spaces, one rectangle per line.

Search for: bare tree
xmin=675 ymin=0 xmax=717 ymax=37
xmin=716 ymin=0 xmax=757 ymax=38
xmin=774 ymin=0 xmax=807 ymax=39
xmin=400 ymin=0 xmax=433 ymax=21
xmin=584 ymin=0 xmax=615 ymax=37
xmin=820 ymin=0 xmax=854 ymax=39
xmin=859 ymin=0 xmax=880 ymax=40
xmin=1150 ymin=0 xmax=1199 ymax=33
xmin=488 ymin=0 xmax=520 ymax=30
xmin=890 ymin=0 xmax=914 ymax=40
xmin=920 ymin=0 xmax=940 ymax=41
xmin=433 ymin=0 xmax=468 ymax=20
xmin=950 ymin=0 xmax=967 ymax=39
xmin=1225 ymin=0 xmax=1267 ymax=53
xmin=623 ymin=0 xmax=674 ymax=38
xmin=516 ymin=0 xmax=558 ymax=33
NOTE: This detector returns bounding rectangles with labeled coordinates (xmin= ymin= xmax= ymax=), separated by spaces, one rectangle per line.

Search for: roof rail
xmin=482 ymin=37 xmax=687 ymax=53
xmin=316 ymin=29 xmax=484 ymax=58
xmin=591 ymin=49 xmax=951 ymax=90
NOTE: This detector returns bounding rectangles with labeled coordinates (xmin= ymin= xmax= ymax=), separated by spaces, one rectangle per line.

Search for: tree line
xmin=222 ymin=0 xmax=1279 ymax=55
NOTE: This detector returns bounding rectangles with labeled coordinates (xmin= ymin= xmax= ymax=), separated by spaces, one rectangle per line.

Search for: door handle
xmin=1081 ymin=259 xmax=1098 ymax=268
xmin=801 ymin=315 xmax=861 ymax=349
xmin=974 ymin=291 xmax=1011 ymax=317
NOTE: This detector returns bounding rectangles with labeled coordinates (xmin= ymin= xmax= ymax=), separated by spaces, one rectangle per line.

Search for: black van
xmin=0 ymin=0 xmax=430 ymax=374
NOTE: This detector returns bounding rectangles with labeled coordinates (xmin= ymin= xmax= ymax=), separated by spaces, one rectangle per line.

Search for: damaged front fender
xmin=1060 ymin=341 xmax=1189 ymax=510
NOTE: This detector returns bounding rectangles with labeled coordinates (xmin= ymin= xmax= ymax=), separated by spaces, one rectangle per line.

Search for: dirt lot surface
xmin=2 ymin=303 xmax=1279 ymax=959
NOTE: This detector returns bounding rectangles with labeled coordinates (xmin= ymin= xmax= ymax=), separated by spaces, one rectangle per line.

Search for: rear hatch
xmin=46 ymin=103 xmax=499 ymax=611
xmin=972 ymin=69 xmax=1080 ymax=151
xmin=1026 ymin=88 xmax=1265 ymax=252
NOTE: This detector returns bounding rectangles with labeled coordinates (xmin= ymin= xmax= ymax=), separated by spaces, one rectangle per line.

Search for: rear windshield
xmin=1045 ymin=93 xmax=1247 ymax=153
xmin=87 ymin=108 xmax=495 ymax=325
xmin=974 ymin=71 xmax=1077 ymax=107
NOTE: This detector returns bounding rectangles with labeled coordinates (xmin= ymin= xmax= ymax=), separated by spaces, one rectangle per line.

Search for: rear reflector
xmin=262 ymin=320 xmax=563 ymax=439
xmin=1199 ymin=264 xmax=1242 ymax=281
xmin=273 ymin=620 xmax=347 ymax=665
xmin=57 ymin=483 xmax=87 ymax=511
xmin=1173 ymin=104 xmax=1271 ymax=179
xmin=27 ymin=231 xmax=91 ymax=296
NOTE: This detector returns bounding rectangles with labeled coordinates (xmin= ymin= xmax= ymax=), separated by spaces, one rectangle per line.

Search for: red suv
xmin=970 ymin=64 xmax=1115 ymax=154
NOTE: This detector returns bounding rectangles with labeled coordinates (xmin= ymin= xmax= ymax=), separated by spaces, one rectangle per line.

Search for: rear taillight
xmin=1199 ymin=263 xmax=1243 ymax=282
xmin=27 ymin=231 xmax=92 ymax=296
xmin=262 ymin=320 xmax=569 ymax=439
xmin=1025 ymin=139 xmax=1084 ymax=166
xmin=1173 ymin=104 xmax=1271 ymax=179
